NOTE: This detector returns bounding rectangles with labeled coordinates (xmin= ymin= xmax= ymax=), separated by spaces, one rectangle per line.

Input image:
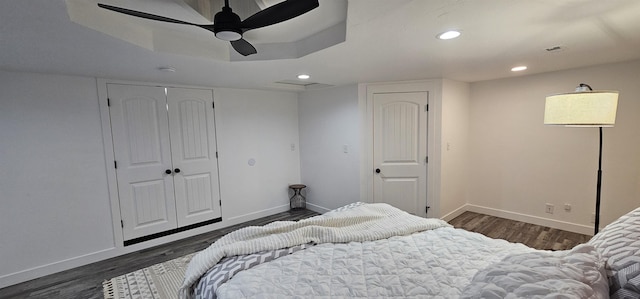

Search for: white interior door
xmin=373 ymin=92 xmax=428 ymax=216
xmin=107 ymin=84 xmax=178 ymax=240
xmin=167 ymin=88 xmax=222 ymax=227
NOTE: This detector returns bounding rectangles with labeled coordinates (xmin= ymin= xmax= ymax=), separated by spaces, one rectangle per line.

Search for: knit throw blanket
xmin=178 ymin=203 xmax=451 ymax=299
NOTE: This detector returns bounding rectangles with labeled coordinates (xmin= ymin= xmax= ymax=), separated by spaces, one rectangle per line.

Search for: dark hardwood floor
xmin=0 ymin=209 xmax=590 ymax=299
xmin=0 ymin=209 xmax=320 ymax=299
xmin=448 ymin=211 xmax=591 ymax=250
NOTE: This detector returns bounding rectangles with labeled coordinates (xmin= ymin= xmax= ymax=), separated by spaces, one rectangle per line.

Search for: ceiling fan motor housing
xmin=213 ymin=7 xmax=242 ymax=41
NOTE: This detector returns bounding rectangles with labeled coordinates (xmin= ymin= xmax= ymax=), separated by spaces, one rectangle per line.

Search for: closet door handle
xmin=174 ymin=168 xmax=181 ymax=173
xmin=375 ymin=168 xmax=381 ymax=174
xmin=165 ymin=169 xmax=172 ymax=174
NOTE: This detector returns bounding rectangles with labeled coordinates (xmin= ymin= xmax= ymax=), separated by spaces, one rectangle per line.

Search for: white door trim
xmin=97 ymin=78 xmax=124 ymax=248
xmin=359 ymin=80 xmax=443 ymax=218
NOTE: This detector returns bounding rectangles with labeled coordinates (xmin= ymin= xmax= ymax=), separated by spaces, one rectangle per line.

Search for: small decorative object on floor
xmin=288 ymin=184 xmax=306 ymax=210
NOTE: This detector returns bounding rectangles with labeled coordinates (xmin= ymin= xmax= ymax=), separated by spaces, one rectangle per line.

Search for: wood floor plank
xmin=0 ymin=209 xmax=320 ymax=299
xmin=448 ymin=211 xmax=590 ymax=251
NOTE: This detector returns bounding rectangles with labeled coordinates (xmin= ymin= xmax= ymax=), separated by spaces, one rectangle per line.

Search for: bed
xmin=178 ymin=202 xmax=640 ymax=299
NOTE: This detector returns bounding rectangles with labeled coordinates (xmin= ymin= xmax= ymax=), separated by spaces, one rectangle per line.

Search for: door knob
xmin=174 ymin=168 xmax=181 ymax=173
xmin=165 ymin=169 xmax=172 ymax=174
xmin=375 ymin=168 xmax=381 ymax=173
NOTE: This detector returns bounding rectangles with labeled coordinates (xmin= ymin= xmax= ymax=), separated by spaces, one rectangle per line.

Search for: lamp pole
xmin=594 ymin=127 xmax=603 ymax=235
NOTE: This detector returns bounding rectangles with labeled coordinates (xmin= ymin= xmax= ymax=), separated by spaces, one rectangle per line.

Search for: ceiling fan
xmin=97 ymin=0 xmax=319 ymax=56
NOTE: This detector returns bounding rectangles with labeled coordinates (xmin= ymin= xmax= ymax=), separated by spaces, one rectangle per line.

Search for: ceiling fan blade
xmin=240 ymin=0 xmax=319 ymax=31
xmin=97 ymin=3 xmax=201 ymax=26
xmin=231 ymin=39 xmax=257 ymax=56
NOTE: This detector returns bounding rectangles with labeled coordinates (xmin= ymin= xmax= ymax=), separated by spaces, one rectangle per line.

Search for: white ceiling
xmin=1 ymin=0 xmax=640 ymax=91
xmin=65 ymin=0 xmax=348 ymax=63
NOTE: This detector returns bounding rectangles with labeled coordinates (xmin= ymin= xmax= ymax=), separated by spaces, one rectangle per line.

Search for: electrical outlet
xmin=564 ymin=204 xmax=571 ymax=212
xmin=545 ymin=203 xmax=554 ymax=214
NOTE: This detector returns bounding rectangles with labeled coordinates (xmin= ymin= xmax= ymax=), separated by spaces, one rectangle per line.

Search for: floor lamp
xmin=544 ymin=83 xmax=618 ymax=235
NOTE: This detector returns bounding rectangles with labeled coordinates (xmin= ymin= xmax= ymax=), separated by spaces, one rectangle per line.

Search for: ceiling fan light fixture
xmin=215 ymin=30 xmax=242 ymax=41
xmin=158 ymin=66 xmax=176 ymax=72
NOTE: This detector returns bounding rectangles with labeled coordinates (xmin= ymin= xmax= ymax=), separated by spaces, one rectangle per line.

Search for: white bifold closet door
xmin=166 ymin=88 xmax=221 ymax=227
xmin=108 ymin=84 xmax=221 ymax=241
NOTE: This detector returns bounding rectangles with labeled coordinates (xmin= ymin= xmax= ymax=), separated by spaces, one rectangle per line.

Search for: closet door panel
xmin=107 ymin=84 xmax=178 ymax=240
xmin=167 ymin=88 xmax=222 ymax=226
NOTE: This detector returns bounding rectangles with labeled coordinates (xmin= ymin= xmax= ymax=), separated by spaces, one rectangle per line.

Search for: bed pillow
xmin=460 ymin=244 xmax=608 ymax=299
xmin=588 ymin=207 xmax=640 ymax=299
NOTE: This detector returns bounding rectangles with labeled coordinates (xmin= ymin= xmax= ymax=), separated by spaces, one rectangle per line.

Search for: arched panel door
xmin=373 ymin=92 xmax=428 ymax=216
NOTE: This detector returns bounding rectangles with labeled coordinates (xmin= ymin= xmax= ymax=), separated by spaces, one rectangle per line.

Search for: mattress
xmin=180 ymin=202 xmax=449 ymax=298
xmin=211 ymin=226 xmax=534 ymax=298
xmin=185 ymin=202 xmax=611 ymax=299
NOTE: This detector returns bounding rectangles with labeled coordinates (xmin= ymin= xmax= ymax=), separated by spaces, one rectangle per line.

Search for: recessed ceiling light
xmin=297 ymin=74 xmax=310 ymax=80
xmin=437 ymin=30 xmax=461 ymax=40
xmin=511 ymin=66 xmax=527 ymax=72
xmin=158 ymin=66 xmax=176 ymax=72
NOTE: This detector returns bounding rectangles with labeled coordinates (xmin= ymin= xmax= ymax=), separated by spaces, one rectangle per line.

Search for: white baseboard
xmin=465 ymin=204 xmax=594 ymax=236
xmin=0 ymin=247 xmax=116 ymax=289
xmin=225 ymin=204 xmax=291 ymax=224
xmin=278 ymin=203 xmax=594 ymax=237
xmin=306 ymin=202 xmax=331 ymax=214
xmin=440 ymin=204 xmax=469 ymax=222
xmin=0 ymin=204 xmax=293 ymax=289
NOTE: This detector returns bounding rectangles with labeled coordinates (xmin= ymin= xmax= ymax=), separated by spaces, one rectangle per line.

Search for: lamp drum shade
xmin=544 ymin=91 xmax=618 ymax=126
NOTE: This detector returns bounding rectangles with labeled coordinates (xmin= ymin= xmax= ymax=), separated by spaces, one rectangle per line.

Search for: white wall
xmin=0 ymin=71 xmax=115 ymax=281
xmin=298 ymin=85 xmax=360 ymax=212
xmin=353 ymin=79 xmax=469 ymax=219
xmin=214 ymin=88 xmax=301 ymax=219
xmin=440 ymin=79 xmax=471 ymax=218
xmin=5 ymin=59 xmax=638 ymax=287
xmin=0 ymin=71 xmax=302 ymax=288
xmin=468 ymin=60 xmax=640 ymax=234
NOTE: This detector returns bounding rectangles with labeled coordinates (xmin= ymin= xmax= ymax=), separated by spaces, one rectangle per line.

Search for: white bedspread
xmin=215 ymin=226 xmax=536 ymax=298
xmin=179 ymin=203 xmax=450 ymax=299
xmin=461 ymin=244 xmax=608 ymax=298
